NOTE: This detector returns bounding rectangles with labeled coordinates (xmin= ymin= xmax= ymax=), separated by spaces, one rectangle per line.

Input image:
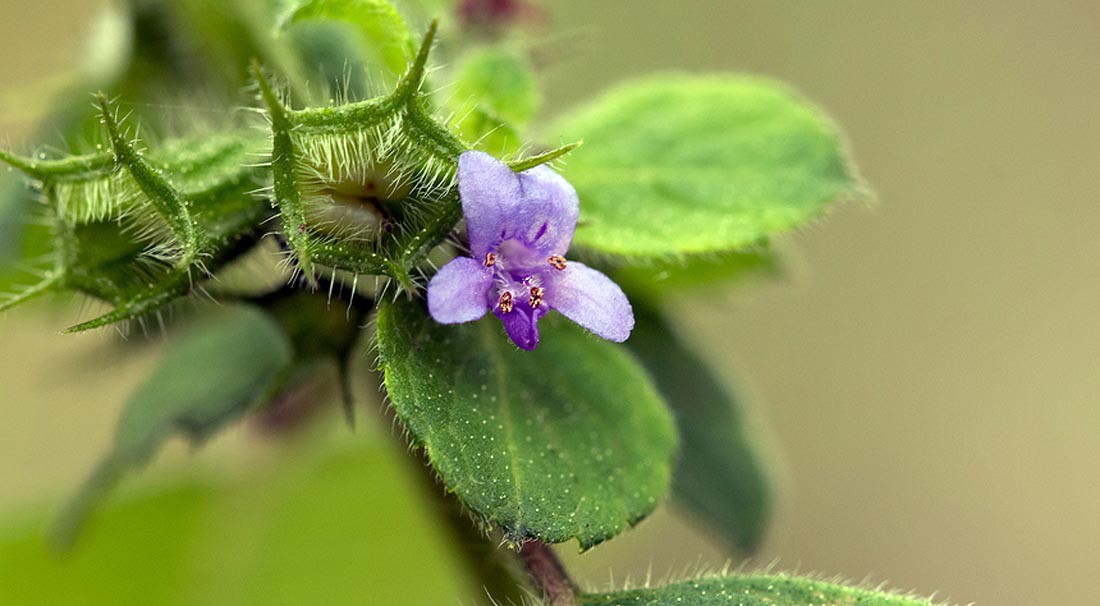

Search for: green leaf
xmin=375 ymin=298 xmax=678 ymax=549
xmin=55 ymin=305 xmax=293 ymax=546
xmin=0 ymin=437 xmax=478 ymax=605
xmin=626 ymin=300 xmax=770 ymax=553
xmin=280 ymin=0 xmax=414 ymax=83
xmin=451 ymin=45 xmax=540 ymax=153
xmin=0 ymin=174 xmax=53 ymax=298
xmin=551 ymin=75 xmax=862 ymax=259
xmin=609 ymin=248 xmax=784 ymax=300
xmin=580 ymin=575 xmax=943 ymax=606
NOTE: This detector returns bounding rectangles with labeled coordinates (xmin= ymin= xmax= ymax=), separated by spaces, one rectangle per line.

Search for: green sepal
xmin=255 ymin=20 xmax=464 ymax=290
xmin=95 ymin=93 xmax=200 ymax=264
xmin=1 ymin=125 xmax=269 ymax=330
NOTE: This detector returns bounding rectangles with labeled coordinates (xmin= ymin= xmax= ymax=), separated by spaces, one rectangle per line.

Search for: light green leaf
xmin=55 ymin=305 xmax=293 ymax=546
xmin=626 ymin=300 xmax=770 ymax=553
xmin=580 ymin=574 xmax=943 ymax=606
xmin=0 ymin=438 xmax=478 ymax=605
xmin=551 ymin=75 xmax=862 ymax=259
xmin=451 ymin=46 xmax=540 ymax=153
xmin=375 ymin=299 xmax=678 ymax=549
xmin=280 ymin=0 xmax=414 ymax=82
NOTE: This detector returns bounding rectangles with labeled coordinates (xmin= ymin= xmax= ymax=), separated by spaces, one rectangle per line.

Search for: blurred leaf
xmin=0 ymin=438 xmax=478 ymax=605
xmin=0 ymin=483 xmax=217 ymax=606
xmin=552 ymin=75 xmax=862 ymax=259
xmin=258 ymin=289 xmax=371 ymax=424
xmin=580 ymin=574 xmax=942 ymax=605
xmin=55 ymin=305 xmax=293 ymax=545
xmin=280 ymin=0 xmax=414 ymax=83
xmin=375 ymin=298 xmax=678 ymax=549
xmin=610 ymin=248 xmax=784 ymax=300
xmin=626 ymin=300 xmax=770 ymax=553
xmin=203 ymin=439 xmax=478 ymax=605
xmin=451 ymin=45 xmax=540 ymax=153
xmin=0 ymin=174 xmax=53 ymax=296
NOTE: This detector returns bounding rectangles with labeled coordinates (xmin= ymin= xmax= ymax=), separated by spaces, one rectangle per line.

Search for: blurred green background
xmin=2 ymin=1 xmax=1098 ymax=605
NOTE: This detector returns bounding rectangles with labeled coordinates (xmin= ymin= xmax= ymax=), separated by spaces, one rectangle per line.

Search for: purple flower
xmin=427 ymin=151 xmax=634 ymax=350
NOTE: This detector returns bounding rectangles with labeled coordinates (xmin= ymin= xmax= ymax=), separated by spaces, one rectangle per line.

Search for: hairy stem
xmin=519 ymin=541 xmax=579 ymax=606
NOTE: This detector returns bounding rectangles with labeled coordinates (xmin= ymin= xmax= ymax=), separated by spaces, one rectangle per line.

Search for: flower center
xmin=486 ymin=240 xmax=571 ymax=314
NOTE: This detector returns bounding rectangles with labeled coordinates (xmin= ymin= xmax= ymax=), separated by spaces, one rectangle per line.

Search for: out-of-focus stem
xmin=518 ymin=541 xmax=578 ymax=606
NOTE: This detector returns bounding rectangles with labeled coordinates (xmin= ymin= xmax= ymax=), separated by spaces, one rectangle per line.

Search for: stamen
xmin=548 ymin=255 xmax=567 ymax=270
xmin=485 ymin=251 xmax=497 ymax=267
xmin=529 ymin=286 xmax=543 ymax=309
xmin=499 ymin=291 xmax=514 ymax=313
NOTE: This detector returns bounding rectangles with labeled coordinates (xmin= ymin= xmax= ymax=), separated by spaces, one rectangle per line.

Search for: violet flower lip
xmin=427 ymin=151 xmax=634 ymax=350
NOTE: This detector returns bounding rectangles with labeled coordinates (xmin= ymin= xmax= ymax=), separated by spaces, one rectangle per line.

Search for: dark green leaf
xmin=55 ymin=305 xmax=293 ymax=546
xmin=627 ymin=300 xmax=770 ymax=553
xmin=580 ymin=574 xmax=943 ymax=606
xmin=375 ymin=298 xmax=678 ymax=549
xmin=610 ymin=248 xmax=784 ymax=300
xmin=0 ymin=174 xmax=53 ymax=298
xmin=552 ymin=75 xmax=863 ymax=259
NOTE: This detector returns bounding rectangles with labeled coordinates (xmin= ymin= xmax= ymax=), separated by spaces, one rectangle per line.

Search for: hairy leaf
xmin=551 ymin=75 xmax=861 ymax=258
xmin=627 ymin=300 xmax=770 ymax=553
xmin=55 ymin=306 xmax=293 ymax=546
xmin=580 ymin=575 xmax=943 ymax=606
xmin=376 ymin=298 xmax=678 ymax=549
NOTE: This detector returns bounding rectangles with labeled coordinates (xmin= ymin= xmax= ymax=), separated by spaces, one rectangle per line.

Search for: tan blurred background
xmin=2 ymin=2 xmax=1099 ymax=605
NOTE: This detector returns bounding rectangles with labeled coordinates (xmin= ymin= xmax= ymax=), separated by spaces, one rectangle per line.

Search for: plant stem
xmin=518 ymin=541 xmax=579 ymax=606
xmin=369 ymin=370 xmax=529 ymax=604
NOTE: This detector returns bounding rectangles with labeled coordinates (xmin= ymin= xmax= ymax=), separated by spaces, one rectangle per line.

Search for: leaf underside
xmin=627 ymin=300 xmax=771 ymax=554
xmin=375 ymin=299 xmax=678 ymax=549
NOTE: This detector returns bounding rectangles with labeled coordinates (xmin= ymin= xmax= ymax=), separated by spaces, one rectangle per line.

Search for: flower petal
xmin=516 ymin=164 xmax=580 ymax=255
xmin=496 ymin=305 xmax=542 ymax=350
xmin=427 ymin=257 xmax=493 ymax=324
xmin=459 ymin=151 xmax=523 ymax=258
xmin=547 ymin=262 xmax=634 ymax=342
